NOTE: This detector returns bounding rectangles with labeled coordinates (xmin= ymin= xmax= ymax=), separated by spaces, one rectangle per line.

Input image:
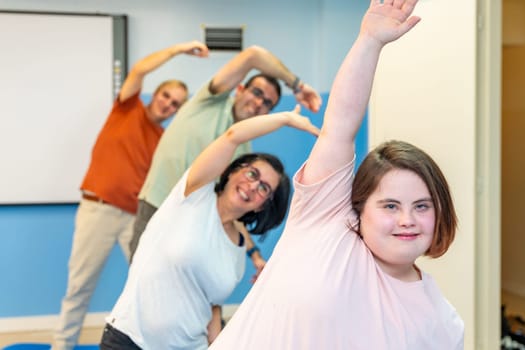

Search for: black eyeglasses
xmin=242 ymin=164 xmax=274 ymax=199
xmin=249 ymin=87 xmax=274 ymax=110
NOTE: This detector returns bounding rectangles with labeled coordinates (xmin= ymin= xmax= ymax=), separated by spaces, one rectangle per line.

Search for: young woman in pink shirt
xmin=209 ymin=0 xmax=464 ymax=349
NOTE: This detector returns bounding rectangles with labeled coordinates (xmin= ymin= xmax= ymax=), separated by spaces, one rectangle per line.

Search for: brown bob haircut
xmin=350 ymin=140 xmax=457 ymax=258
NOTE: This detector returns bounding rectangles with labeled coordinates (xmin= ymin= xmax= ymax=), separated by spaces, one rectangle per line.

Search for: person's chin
xmin=236 ymin=114 xmax=251 ymax=122
xmin=243 ymin=107 xmax=259 ymax=118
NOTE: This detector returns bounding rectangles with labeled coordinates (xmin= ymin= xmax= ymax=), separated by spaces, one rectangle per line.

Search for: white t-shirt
xmin=210 ymin=160 xmax=464 ymax=350
xmin=107 ymin=170 xmax=246 ymax=350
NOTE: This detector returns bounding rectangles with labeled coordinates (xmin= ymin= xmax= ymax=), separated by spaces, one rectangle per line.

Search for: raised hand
xmin=361 ymin=0 xmax=421 ymax=46
xmin=285 ymin=104 xmax=320 ymax=137
xmin=180 ymin=40 xmax=210 ymax=57
xmin=294 ymin=83 xmax=322 ymax=113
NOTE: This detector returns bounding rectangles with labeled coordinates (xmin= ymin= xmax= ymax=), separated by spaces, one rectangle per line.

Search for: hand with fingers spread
xmin=293 ymin=83 xmax=322 ymax=113
xmin=283 ymin=104 xmax=320 ymax=137
xmin=361 ymin=0 xmax=421 ymax=46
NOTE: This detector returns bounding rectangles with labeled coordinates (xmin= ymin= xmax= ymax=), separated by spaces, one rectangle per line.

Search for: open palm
xmin=361 ymin=0 xmax=421 ymax=45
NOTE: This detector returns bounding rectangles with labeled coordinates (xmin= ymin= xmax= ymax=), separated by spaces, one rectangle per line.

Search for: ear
xmin=235 ymin=84 xmax=246 ymax=95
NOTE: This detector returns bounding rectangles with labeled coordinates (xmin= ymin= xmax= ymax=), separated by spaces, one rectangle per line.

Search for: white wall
xmin=369 ymin=0 xmax=479 ymax=349
xmin=0 ymin=0 xmax=328 ymax=94
xmin=317 ymin=0 xmax=369 ymax=91
xmin=1 ymin=0 xmax=495 ymax=348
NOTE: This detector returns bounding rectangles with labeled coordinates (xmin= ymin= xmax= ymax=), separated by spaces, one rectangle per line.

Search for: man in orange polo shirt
xmin=52 ymin=40 xmax=209 ymax=350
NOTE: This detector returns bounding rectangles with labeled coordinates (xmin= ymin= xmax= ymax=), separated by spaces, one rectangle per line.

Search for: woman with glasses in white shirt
xmin=99 ymin=106 xmax=319 ymax=350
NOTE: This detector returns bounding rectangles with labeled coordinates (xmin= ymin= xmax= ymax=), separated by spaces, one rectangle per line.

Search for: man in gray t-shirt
xmin=130 ymin=45 xmax=322 ymax=272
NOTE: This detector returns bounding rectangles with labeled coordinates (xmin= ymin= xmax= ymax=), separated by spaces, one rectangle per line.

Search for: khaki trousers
xmin=52 ymin=199 xmax=134 ymax=350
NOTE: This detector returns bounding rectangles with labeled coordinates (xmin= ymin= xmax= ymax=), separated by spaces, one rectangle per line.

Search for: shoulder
xmin=292 ymin=159 xmax=355 ymax=211
xmin=116 ymin=91 xmax=142 ymax=109
xmin=176 ymin=82 xmax=232 ymax=119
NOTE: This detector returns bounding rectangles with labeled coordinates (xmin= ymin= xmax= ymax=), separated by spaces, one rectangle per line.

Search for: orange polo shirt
xmin=80 ymin=93 xmax=163 ymax=214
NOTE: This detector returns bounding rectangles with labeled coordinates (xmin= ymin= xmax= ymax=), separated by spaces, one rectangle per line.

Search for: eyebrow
xmin=414 ymin=198 xmax=433 ymax=205
xmin=376 ymin=198 xmax=433 ymax=205
xmin=162 ymin=91 xmax=183 ymax=107
xmin=250 ymin=165 xmax=275 ymax=191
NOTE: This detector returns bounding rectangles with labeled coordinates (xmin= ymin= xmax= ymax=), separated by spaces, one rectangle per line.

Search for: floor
xmin=2 ymin=291 xmax=525 ymax=348
xmin=0 ymin=326 xmax=103 ymax=349
xmin=0 ymin=314 xmax=235 ymax=348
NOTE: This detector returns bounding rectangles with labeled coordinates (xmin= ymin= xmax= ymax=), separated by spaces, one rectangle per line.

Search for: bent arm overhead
xmin=185 ymin=105 xmax=320 ymax=196
xmin=210 ymin=45 xmax=322 ymax=112
xmin=119 ymin=41 xmax=209 ymax=102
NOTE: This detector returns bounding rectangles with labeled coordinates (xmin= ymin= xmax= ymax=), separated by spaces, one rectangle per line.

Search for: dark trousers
xmin=99 ymin=323 xmax=142 ymax=350
xmin=129 ymin=199 xmax=158 ymax=262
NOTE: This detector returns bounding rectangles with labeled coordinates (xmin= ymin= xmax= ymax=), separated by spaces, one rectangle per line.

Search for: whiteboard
xmin=0 ymin=12 xmax=117 ymax=204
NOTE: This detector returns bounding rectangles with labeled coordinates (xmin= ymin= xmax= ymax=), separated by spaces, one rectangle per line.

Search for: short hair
xmin=350 ymin=140 xmax=457 ymax=258
xmin=153 ymin=79 xmax=188 ymax=96
xmin=244 ymin=74 xmax=282 ymax=108
xmin=215 ymin=153 xmax=291 ymax=236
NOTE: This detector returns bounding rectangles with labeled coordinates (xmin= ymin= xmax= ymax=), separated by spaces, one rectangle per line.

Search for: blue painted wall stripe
xmin=0 ymin=92 xmax=368 ymax=317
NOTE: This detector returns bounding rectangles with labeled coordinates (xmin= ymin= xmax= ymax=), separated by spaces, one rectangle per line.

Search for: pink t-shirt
xmin=210 ymin=160 xmax=464 ymax=350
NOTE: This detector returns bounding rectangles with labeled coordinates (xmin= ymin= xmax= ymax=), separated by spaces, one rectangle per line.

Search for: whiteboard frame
xmin=0 ymin=11 xmax=127 ymax=204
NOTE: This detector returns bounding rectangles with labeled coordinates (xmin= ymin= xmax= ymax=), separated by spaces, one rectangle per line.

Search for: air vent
xmin=203 ymin=26 xmax=243 ymax=51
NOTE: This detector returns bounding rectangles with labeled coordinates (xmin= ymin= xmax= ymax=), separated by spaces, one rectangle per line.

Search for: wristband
xmin=246 ymin=246 xmax=260 ymax=258
xmin=289 ymin=76 xmax=302 ymax=94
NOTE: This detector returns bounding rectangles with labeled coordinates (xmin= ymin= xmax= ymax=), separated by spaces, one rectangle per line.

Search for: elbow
xmin=223 ymin=126 xmax=244 ymax=146
xmin=244 ymin=45 xmax=264 ymax=53
xmin=224 ymin=127 xmax=237 ymax=141
xmin=241 ymin=45 xmax=266 ymax=63
xmin=128 ymin=65 xmax=147 ymax=79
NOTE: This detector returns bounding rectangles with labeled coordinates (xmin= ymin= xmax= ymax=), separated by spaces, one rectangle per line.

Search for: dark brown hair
xmin=351 ymin=140 xmax=457 ymax=258
xmin=244 ymin=74 xmax=282 ymax=108
xmin=215 ymin=153 xmax=290 ymax=236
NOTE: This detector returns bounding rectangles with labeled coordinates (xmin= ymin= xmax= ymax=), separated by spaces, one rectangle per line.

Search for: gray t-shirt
xmin=139 ymin=81 xmax=252 ymax=207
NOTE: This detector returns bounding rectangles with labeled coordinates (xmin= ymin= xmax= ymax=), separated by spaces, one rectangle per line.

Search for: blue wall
xmin=0 ymin=92 xmax=368 ymax=318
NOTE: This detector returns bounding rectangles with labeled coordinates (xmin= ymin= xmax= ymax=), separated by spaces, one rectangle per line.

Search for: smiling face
xmin=224 ymin=160 xmax=281 ymax=214
xmin=232 ymin=77 xmax=280 ymax=122
xmin=147 ymin=82 xmax=188 ymax=124
xmin=359 ymin=169 xmax=435 ymax=278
